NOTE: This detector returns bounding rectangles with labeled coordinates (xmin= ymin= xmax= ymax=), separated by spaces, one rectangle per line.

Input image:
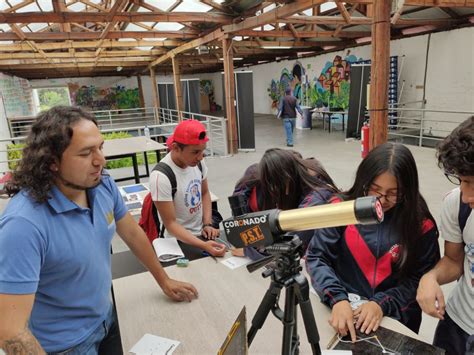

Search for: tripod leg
xmin=282 ymin=285 xmax=299 ymax=355
xmin=248 ymin=280 xmax=283 ymax=346
xmin=294 ymin=274 xmax=322 ymax=355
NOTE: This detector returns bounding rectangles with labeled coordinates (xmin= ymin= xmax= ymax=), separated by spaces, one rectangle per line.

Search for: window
xmin=34 ymin=87 xmax=71 ymax=112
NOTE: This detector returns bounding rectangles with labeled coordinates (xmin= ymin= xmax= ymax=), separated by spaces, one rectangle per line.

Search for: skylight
xmin=68 ymin=2 xmax=86 ymax=12
xmin=321 ymin=2 xmax=338 ymax=12
xmin=37 ymin=0 xmax=53 ymax=11
xmin=144 ymin=0 xmax=178 ymax=11
xmin=174 ymin=0 xmax=212 ymax=13
xmin=154 ymin=23 xmax=184 ymax=31
xmin=15 ymin=2 xmax=41 ymax=13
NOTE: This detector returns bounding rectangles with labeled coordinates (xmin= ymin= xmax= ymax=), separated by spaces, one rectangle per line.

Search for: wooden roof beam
xmin=0 ymin=39 xmax=184 ymax=51
xmin=0 ymin=49 xmax=165 ymax=59
xmin=403 ymin=0 xmax=474 ymax=6
xmin=335 ymin=1 xmax=351 ymax=23
xmin=222 ymin=0 xmax=327 ymax=34
xmin=0 ymin=11 xmax=233 ymax=23
xmin=334 ymin=4 xmax=359 ymax=36
xmin=236 ymin=29 xmax=370 ymax=38
xmin=200 ymin=0 xmax=235 ymax=15
xmin=282 ymin=15 xmax=372 ymax=25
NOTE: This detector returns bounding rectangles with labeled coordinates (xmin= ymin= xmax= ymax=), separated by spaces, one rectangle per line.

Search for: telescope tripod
xmin=247 ymin=238 xmax=322 ymax=355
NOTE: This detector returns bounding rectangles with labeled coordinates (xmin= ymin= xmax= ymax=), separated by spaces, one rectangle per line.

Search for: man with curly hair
xmin=417 ymin=116 xmax=474 ymax=354
xmin=0 ymin=106 xmax=198 ymax=354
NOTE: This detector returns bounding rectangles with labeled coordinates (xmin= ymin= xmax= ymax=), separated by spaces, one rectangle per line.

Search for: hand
xmin=329 ymin=300 xmax=356 ymax=342
xmin=416 ymin=273 xmax=445 ymax=319
xmin=354 ymin=301 xmax=383 ymax=334
xmin=202 ymin=225 xmax=219 ymax=240
xmin=161 ymin=278 xmax=198 ymax=302
xmin=231 ymin=248 xmax=245 ymax=257
xmin=205 ymin=240 xmax=226 ymax=257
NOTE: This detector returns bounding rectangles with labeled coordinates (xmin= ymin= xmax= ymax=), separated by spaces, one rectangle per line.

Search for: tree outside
xmin=37 ymin=87 xmax=70 ymax=112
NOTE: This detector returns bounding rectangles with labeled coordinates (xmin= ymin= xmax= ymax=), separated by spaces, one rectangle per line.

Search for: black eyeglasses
xmin=444 ymin=172 xmax=461 ymax=185
xmin=364 ymin=186 xmax=402 ymax=204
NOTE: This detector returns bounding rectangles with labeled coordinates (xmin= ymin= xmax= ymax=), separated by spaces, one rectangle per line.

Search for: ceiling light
xmin=401 ymin=25 xmax=436 ymax=35
xmin=218 ymin=57 xmax=244 ymax=61
xmin=262 ymin=46 xmax=292 ymax=49
xmin=322 ymin=46 xmax=337 ymax=51
xmin=116 ymin=66 xmax=123 ymax=72
xmin=355 ymin=36 xmax=372 ymax=44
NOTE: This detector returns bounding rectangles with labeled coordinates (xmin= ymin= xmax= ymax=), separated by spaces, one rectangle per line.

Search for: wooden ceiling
xmin=0 ymin=0 xmax=473 ymax=79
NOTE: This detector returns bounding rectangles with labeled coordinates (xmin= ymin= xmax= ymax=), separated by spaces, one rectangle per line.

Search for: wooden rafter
xmin=236 ymin=29 xmax=370 ymax=38
xmin=0 ymin=11 xmax=233 ymax=24
xmin=333 ymin=4 xmax=359 ymax=37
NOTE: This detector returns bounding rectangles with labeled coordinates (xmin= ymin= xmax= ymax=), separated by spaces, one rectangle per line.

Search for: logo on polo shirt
xmin=106 ymin=211 xmax=114 ymax=225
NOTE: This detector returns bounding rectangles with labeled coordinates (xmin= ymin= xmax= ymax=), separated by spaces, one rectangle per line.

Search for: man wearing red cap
xmin=150 ymin=120 xmax=226 ymax=257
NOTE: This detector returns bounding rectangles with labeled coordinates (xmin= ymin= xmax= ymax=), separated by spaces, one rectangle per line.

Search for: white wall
xmin=240 ymin=27 xmax=473 ymax=134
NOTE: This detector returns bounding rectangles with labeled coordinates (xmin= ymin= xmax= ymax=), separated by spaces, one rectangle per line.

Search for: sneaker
xmin=287 ymin=143 xmax=293 ymax=147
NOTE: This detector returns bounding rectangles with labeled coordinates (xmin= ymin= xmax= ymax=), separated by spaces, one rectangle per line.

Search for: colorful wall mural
xmin=0 ymin=73 xmax=34 ymax=117
xmin=68 ymin=83 xmax=140 ymax=110
xmin=267 ymin=54 xmax=361 ymax=110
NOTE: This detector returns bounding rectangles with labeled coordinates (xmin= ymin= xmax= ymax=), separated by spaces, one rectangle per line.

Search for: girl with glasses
xmin=306 ymin=142 xmax=440 ymax=342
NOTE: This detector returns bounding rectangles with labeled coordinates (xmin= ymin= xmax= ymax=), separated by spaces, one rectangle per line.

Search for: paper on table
xmin=221 ymin=256 xmax=252 ymax=270
xmin=129 ymin=333 xmax=180 ymax=355
xmin=152 ymin=238 xmax=185 ymax=263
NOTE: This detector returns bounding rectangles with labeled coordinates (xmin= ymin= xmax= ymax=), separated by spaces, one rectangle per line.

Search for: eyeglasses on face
xmin=444 ymin=172 xmax=461 ymax=185
xmin=364 ymin=186 xmax=401 ymax=204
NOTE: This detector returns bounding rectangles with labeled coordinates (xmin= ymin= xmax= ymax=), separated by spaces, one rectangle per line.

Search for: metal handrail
xmin=1 ymin=107 xmax=229 ymax=173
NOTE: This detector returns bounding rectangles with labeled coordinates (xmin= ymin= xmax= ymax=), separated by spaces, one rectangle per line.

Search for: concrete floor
xmin=0 ymin=113 xmax=455 ymax=344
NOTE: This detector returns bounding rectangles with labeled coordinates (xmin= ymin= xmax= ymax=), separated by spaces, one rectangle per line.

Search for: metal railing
xmin=386 ymin=105 xmax=473 ymax=147
xmin=1 ymin=107 xmax=228 ymax=175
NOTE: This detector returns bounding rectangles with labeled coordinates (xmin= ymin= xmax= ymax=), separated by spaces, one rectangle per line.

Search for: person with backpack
xmin=306 ymin=143 xmax=440 ymax=341
xmin=417 ymin=116 xmax=474 ymax=355
xmin=148 ymin=119 xmax=226 ymax=257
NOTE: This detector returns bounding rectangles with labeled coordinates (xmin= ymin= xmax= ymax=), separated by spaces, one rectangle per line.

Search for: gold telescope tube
xmin=278 ymin=200 xmax=360 ymax=232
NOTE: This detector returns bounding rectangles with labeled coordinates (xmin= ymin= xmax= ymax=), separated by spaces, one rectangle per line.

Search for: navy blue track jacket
xmin=305 ymin=205 xmax=440 ymax=333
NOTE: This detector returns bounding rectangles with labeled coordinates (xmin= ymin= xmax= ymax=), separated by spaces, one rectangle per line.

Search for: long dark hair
xmin=6 ymin=106 xmax=97 ymax=202
xmin=344 ymin=143 xmax=436 ymax=279
xmin=258 ymin=148 xmax=338 ymax=210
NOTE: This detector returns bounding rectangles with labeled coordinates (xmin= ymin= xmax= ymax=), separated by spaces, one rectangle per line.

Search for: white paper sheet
xmin=152 ymin=238 xmax=185 ymax=263
xmin=221 ymin=256 xmax=252 ymax=270
xmin=129 ymin=333 xmax=180 ymax=355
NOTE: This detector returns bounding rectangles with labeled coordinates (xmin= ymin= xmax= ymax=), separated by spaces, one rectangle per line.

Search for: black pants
xmin=433 ymin=312 xmax=471 ymax=355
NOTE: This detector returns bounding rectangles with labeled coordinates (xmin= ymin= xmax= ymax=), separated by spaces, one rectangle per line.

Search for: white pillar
xmin=0 ymin=94 xmax=10 ymax=173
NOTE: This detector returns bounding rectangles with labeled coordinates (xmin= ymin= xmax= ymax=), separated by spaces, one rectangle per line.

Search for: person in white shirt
xmin=417 ymin=116 xmax=474 ymax=354
xmin=149 ymin=120 xmax=226 ymax=258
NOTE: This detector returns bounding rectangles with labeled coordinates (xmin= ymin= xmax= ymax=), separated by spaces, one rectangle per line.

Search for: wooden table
xmin=112 ymin=254 xmax=421 ymax=354
xmin=103 ymin=137 xmax=166 ymax=183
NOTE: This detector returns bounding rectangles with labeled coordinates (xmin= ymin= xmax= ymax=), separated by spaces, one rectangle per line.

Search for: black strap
xmin=151 ymin=161 xmax=203 ymax=238
xmin=459 ymin=191 xmax=471 ymax=233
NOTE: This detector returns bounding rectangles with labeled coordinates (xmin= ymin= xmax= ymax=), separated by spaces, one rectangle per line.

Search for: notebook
xmin=152 ymin=237 xmax=185 ymax=262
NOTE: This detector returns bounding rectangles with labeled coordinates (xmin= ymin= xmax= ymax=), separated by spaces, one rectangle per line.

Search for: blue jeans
xmin=48 ymin=305 xmax=122 ymax=355
xmin=283 ymin=118 xmax=296 ymax=145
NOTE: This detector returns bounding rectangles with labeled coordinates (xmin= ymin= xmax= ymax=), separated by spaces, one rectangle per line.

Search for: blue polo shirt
xmin=0 ymin=175 xmax=127 ymax=352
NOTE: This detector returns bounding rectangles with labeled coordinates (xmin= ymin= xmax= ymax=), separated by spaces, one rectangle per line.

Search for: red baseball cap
xmin=168 ymin=120 xmax=209 ymax=145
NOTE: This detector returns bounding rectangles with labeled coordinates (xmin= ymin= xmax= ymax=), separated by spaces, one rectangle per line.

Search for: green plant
xmin=7 ymin=143 xmax=25 ymax=170
xmin=102 ymin=132 xmax=157 ymax=169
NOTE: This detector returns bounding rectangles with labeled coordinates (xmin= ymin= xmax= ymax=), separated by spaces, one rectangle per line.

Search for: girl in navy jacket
xmin=305 ymin=143 xmax=440 ymax=340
